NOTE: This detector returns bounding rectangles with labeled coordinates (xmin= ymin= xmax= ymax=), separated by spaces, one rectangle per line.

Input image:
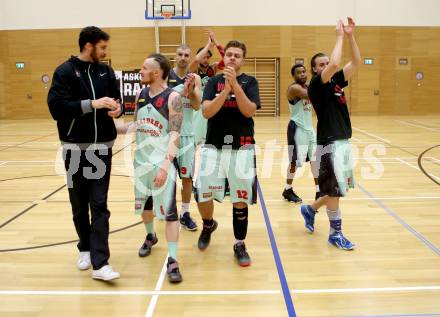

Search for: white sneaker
xmin=92 ymin=265 xmax=120 ymax=281
xmin=77 ymin=251 xmax=91 ymax=270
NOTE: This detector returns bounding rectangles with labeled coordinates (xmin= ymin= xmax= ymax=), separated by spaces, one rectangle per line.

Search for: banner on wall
xmin=115 ymin=70 xmax=145 ymax=115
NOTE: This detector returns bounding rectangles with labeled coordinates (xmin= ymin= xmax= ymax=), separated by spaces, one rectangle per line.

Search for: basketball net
xmin=161 ymin=12 xmax=173 ymax=19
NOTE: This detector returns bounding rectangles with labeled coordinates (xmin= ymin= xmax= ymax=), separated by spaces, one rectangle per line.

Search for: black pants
xmin=63 ymin=147 xmax=112 ymax=270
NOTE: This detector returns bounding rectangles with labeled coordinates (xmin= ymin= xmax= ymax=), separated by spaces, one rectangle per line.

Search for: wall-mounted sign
xmin=294 ymin=58 xmax=304 ymax=65
xmin=399 ymin=58 xmax=408 ymax=65
xmin=415 ymin=72 xmax=424 ymax=80
xmin=16 ymin=62 xmax=25 ymax=69
xmin=363 ymin=58 xmax=374 ymax=65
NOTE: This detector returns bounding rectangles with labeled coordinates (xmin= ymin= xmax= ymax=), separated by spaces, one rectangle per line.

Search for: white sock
xmin=285 ymin=184 xmax=292 ymax=190
xmin=181 ymin=203 xmax=190 ymax=215
xmin=315 ymin=185 xmax=320 ymax=192
xmin=235 ymin=239 xmax=245 ymax=245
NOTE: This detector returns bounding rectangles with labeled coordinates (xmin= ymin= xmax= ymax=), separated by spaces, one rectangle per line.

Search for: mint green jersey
xmin=134 ymin=87 xmax=173 ymax=167
xmin=289 ymin=97 xmax=314 ymax=131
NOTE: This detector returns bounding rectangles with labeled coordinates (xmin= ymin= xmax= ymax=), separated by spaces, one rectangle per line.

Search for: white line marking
xmin=0 ymin=290 xmax=280 ymax=296
xmin=352 ymin=127 xmax=391 ymax=144
xmin=292 ymin=285 xmax=440 ymax=294
xmin=0 ymin=162 xmax=7 ymax=167
xmin=395 ymin=120 xmax=439 ymax=132
xmin=145 ymin=256 xmax=168 ymax=317
xmin=266 ymin=196 xmax=440 ymax=202
xmin=395 ymin=158 xmax=440 ymax=182
xmin=1 ymin=286 xmax=439 ymax=296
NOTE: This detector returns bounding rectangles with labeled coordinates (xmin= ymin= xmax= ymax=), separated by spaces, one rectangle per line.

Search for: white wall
xmin=1 ymin=0 xmax=440 ymax=30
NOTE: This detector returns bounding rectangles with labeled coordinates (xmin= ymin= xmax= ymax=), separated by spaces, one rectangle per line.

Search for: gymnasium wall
xmin=0 ymin=25 xmax=439 ymax=118
xmin=0 ymin=26 xmax=440 ymax=118
xmin=1 ymin=0 xmax=440 ymax=29
xmin=1 ymin=0 xmax=440 ymax=118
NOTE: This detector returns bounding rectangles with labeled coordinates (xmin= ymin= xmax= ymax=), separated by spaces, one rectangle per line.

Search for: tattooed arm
xmin=154 ymin=91 xmax=183 ymax=187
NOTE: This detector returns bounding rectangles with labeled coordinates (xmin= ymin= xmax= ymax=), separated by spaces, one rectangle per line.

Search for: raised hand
xmin=223 ymin=66 xmax=238 ymax=90
xmin=336 ymin=19 xmax=344 ymax=37
xmin=343 ymin=17 xmax=355 ymax=36
xmin=183 ymin=73 xmax=196 ymax=97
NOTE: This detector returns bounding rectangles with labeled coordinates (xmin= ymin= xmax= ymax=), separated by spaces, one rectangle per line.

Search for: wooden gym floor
xmin=0 ymin=115 xmax=439 ymax=316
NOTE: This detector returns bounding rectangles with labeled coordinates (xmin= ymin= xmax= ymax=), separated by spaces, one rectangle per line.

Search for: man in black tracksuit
xmin=47 ymin=26 xmax=122 ymax=281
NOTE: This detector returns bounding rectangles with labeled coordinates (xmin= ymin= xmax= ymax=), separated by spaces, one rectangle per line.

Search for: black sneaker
xmin=233 ymin=242 xmax=251 ymax=267
xmin=197 ymin=220 xmax=218 ymax=250
xmin=166 ymin=257 xmax=182 ymax=283
xmin=282 ymin=188 xmax=302 ymax=203
xmin=138 ymin=233 xmax=158 ymax=257
xmin=179 ymin=212 xmax=198 ymax=231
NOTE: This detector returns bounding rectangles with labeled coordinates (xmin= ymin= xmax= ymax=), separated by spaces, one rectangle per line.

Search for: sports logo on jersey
xmin=75 ymin=70 xmax=81 ymax=78
xmin=155 ymin=96 xmax=165 ymax=108
xmin=333 ymin=83 xmax=346 ymax=104
xmin=217 ymin=82 xmax=225 ymax=92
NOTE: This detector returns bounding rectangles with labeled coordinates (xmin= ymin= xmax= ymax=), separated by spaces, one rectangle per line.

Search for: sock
xmin=144 ymin=222 xmax=154 ymax=235
xmin=327 ymin=208 xmax=342 ymax=235
xmin=202 ymin=218 xmax=213 ymax=227
xmin=285 ymin=184 xmax=292 ymax=190
xmin=181 ymin=203 xmax=190 ymax=215
xmin=167 ymin=242 xmax=178 ymax=260
xmin=315 ymin=185 xmax=320 ymax=192
xmin=235 ymin=239 xmax=244 ymax=245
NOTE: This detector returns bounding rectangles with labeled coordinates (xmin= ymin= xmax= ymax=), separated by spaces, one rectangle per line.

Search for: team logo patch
xmin=155 ymin=96 xmax=165 ymax=108
xmin=203 ymin=192 xmax=213 ymax=198
xmin=75 ymin=70 xmax=81 ymax=78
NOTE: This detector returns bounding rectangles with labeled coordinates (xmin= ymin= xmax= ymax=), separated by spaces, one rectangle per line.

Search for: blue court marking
xmin=257 ymin=179 xmax=296 ymax=317
xmin=358 ymin=183 xmax=440 ymax=256
xmin=344 ymin=313 xmax=440 ymax=317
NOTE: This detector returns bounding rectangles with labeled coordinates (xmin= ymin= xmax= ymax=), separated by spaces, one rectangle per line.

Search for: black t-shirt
xmin=308 ymin=70 xmax=352 ymax=145
xmin=202 ymin=73 xmax=261 ymax=149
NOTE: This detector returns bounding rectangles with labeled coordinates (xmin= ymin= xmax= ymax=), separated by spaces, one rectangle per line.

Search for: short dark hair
xmin=148 ymin=53 xmax=171 ymax=80
xmin=79 ymin=26 xmax=110 ymax=52
xmin=225 ymin=40 xmax=247 ymax=58
xmin=310 ymin=52 xmax=327 ymax=75
xmin=291 ymin=63 xmax=306 ymax=77
xmin=197 ymin=47 xmax=212 ymax=57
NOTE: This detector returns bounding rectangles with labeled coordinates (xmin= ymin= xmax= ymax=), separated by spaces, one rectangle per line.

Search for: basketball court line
xmin=352 ymin=127 xmax=391 ymax=144
xmin=145 ymin=256 xmax=168 ymax=317
xmin=345 ymin=313 xmax=440 ymax=317
xmin=257 ymin=179 xmax=297 ymax=317
xmin=0 ymin=133 xmax=56 ymax=152
xmin=358 ymin=183 xmax=440 ymax=256
xmin=1 ymin=285 xmax=439 ymax=296
xmin=395 ymin=158 xmax=440 ymax=182
xmin=396 ymin=120 xmax=440 ymax=132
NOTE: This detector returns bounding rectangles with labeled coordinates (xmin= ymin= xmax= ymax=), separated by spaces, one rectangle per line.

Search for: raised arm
xmin=188 ymin=34 xmax=214 ymax=72
xmin=321 ymin=20 xmax=344 ymax=84
xmin=287 ymin=84 xmax=308 ymax=100
xmin=342 ymin=17 xmax=361 ymax=81
xmin=183 ymin=73 xmax=202 ymax=110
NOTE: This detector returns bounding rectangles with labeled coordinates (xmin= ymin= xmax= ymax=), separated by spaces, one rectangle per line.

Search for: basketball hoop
xmin=161 ymin=11 xmax=173 ymax=19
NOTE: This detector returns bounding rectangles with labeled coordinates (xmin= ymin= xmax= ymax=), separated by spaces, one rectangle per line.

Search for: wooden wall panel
xmin=1 ymin=26 xmax=440 ymax=119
